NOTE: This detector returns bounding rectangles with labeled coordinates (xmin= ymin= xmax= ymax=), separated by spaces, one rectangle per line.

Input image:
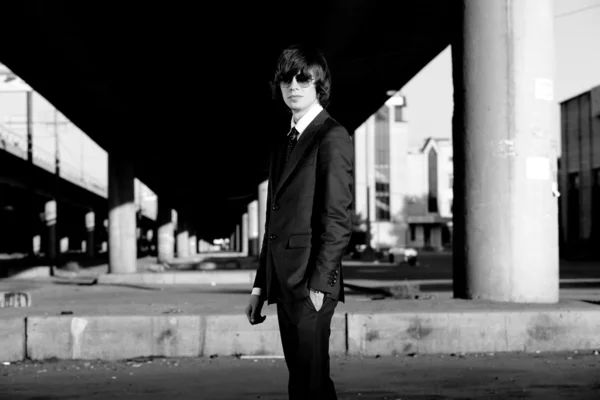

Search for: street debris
xmin=163 ymin=308 xmax=183 ymax=314
xmin=239 ymin=355 xmax=284 ymax=360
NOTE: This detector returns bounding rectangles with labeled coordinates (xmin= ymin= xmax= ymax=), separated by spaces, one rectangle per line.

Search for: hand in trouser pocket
xmin=309 ymin=289 xmax=324 ymax=312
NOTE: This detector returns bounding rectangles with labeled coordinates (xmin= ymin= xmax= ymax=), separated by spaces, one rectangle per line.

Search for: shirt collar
xmin=290 ymin=102 xmax=323 ymax=139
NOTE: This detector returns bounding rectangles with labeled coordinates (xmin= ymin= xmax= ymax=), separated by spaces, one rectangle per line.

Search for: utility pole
xmin=26 ymin=92 xmax=33 ymax=163
xmin=54 ymin=109 xmax=60 ymax=177
xmin=365 ymin=119 xmax=372 ymax=250
xmin=363 ymin=118 xmax=374 ymax=261
xmin=26 ymin=90 xmax=34 ymax=259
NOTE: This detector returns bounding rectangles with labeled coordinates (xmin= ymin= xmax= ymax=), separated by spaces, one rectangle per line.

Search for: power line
xmin=555 ymin=2 xmax=600 ymax=18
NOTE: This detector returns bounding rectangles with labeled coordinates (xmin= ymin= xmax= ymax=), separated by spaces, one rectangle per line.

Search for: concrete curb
xmin=5 ymin=266 xmax=52 ymax=279
xmin=97 ymin=271 xmax=257 ymax=286
xmin=23 ymin=313 xmax=346 ymax=361
xmin=0 ymin=318 xmax=25 ymax=362
xmin=3 ymin=306 xmax=600 ymax=362
xmin=347 ymin=309 xmax=600 ymax=355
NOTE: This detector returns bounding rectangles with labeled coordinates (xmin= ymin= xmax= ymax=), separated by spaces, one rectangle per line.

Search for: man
xmin=245 ymin=44 xmax=354 ymax=399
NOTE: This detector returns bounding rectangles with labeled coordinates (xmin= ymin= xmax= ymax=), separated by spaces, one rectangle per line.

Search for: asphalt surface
xmin=4 ymin=252 xmax=600 ymax=282
xmin=1 ymin=252 xmax=600 ymax=318
xmin=1 ymin=352 xmax=599 ymax=399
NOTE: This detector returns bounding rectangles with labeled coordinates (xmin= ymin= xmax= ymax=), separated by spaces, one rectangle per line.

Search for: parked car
xmin=388 ymin=247 xmax=419 ymax=266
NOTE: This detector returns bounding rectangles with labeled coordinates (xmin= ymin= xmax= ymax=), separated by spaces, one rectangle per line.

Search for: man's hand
xmin=245 ymin=294 xmax=267 ymax=325
xmin=309 ymin=288 xmax=324 ymax=312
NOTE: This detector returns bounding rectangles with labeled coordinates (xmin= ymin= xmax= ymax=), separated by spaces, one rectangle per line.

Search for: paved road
xmin=342 ymin=253 xmax=600 ymax=282
xmin=1 ymin=352 xmax=599 ymax=399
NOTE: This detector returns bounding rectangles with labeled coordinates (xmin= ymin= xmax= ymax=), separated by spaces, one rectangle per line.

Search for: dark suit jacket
xmin=253 ymin=108 xmax=354 ymax=305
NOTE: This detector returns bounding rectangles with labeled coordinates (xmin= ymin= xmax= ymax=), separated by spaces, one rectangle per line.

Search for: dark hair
xmin=270 ymin=44 xmax=332 ymax=109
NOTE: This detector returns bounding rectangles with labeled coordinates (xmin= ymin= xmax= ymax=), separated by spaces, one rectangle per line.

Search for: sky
xmin=401 ymin=0 xmax=600 ymax=148
xmin=1 ymin=0 xmax=599 ymax=187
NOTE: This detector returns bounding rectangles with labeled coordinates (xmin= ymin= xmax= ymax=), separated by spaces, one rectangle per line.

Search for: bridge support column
xmin=257 ymin=180 xmax=268 ymax=256
xmin=189 ymin=233 xmax=197 ymax=256
xmin=248 ymin=200 xmax=259 ymax=256
xmin=452 ymin=0 xmax=559 ymax=302
xmin=176 ymin=220 xmax=189 ymax=259
xmin=199 ymin=239 xmax=210 ymax=253
xmin=108 ymin=153 xmax=136 ymax=273
xmin=235 ymin=223 xmax=241 ymax=253
xmin=242 ymin=212 xmax=249 ymax=256
xmin=157 ymin=199 xmax=174 ymax=263
xmin=44 ymin=200 xmax=58 ymax=264
xmin=85 ymin=211 xmax=95 ymax=258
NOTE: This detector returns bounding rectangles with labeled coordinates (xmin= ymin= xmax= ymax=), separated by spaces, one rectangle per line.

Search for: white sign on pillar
xmin=45 ymin=200 xmax=57 ymax=226
xmin=85 ymin=211 xmax=95 ymax=231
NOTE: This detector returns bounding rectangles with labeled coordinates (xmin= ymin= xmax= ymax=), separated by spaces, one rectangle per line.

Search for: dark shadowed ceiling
xmin=0 ymin=1 xmax=454 ymax=239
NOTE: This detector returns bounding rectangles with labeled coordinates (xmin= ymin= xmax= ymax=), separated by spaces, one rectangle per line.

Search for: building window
xmin=410 ymin=224 xmax=416 ymax=241
xmin=375 ymin=106 xmax=391 ymax=221
xmin=394 ymin=105 xmax=405 ymax=122
xmin=428 ymin=147 xmax=438 ymax=213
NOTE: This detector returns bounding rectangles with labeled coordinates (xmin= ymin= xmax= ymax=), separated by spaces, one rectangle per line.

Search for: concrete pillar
xmin=101 ymin=218 xmax=108 ymax=253
xmin=60 ymin=237 xmax=69 ymax=254
xmin=248 ymin=200 xmax=259 ymax=256
xmin=258 ymin=180 xmax=268 ymax=255
xmin=176 ymin=220 xmax=189 ymax=259
xmin=44 ymin=200 xmax=57 ymax=263
xmin=452 ymin=0 xmax=559 ymax=302
xmin=108 ymin=153 xmax=137 ymax=273
xmin=189 ymin=234 xmax=197 ymax=256
xmin=199 ymin=239 xmax=210 ymax=253
xmin=242 ymin=213 xmax=249 ymax=256
xmin=85 ymin=211 xmax=95 ymax=258
xmin=235 ymin=224 xmax=241 ymax=252
xmin=157 ymin=199 xmax=174 ymax=263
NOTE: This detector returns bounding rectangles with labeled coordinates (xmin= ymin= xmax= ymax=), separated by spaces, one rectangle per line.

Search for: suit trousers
xmin=276 ymin=294 xmax=338 ymax=400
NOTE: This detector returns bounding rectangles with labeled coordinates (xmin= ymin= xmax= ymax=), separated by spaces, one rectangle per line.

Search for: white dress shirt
xmin=251 ymin=102 xmax=324 ymax=300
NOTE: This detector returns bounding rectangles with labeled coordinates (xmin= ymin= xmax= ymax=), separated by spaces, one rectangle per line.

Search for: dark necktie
xmin=284 ymin=127 xmax=299 ymax=167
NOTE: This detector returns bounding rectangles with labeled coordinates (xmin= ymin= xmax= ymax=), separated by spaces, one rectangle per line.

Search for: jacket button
xmin=269 ymin=234 xmax=277 ymax=240
xmin=272 ymin=205 xmax=279 ymax=211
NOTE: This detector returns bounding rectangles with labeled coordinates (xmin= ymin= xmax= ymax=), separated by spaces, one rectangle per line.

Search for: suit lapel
xmin=270 ymin=135 xmax=287 ymax=196
xmin=274 ymin=109 xmax=329 ymax=197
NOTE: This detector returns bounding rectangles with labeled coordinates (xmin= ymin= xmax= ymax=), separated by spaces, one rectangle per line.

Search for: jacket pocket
xmin=287 ymin=234 xmax=312 ymax=248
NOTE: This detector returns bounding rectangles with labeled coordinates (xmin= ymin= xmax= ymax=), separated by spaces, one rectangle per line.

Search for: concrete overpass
xmin=0 ymin=1 xmax=560 ymax=303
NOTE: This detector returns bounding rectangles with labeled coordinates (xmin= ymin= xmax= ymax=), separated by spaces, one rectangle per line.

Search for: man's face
xmin=280 ymin=71 xmax=318 ymax=115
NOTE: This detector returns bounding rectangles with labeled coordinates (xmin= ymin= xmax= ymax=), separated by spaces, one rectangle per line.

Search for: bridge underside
xmin=0 ymin=1 xmax=453 ymax=239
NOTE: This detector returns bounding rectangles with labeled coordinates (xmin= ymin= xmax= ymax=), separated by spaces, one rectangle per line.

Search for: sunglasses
xmin=279 ymin=72 xmax=314 ymax=88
